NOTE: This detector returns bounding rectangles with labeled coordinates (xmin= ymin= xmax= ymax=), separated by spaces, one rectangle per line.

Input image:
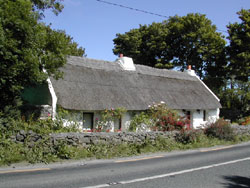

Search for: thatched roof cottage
xmin=23 ymin=55 xmax=221 ymax=130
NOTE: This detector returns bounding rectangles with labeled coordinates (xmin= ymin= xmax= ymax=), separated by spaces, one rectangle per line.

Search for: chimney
xmin=116 ymin=54 xmax=136 ymax=71
xmin=185 ymin=65 xmax=196 ymax=76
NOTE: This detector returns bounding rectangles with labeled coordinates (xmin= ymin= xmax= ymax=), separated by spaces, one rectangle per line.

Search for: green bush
xmin=1 ymin=106 xmax=250 ymax=166
xmin=204 ymin=119 xmax=236 ymax=141
xmin=129 ymin=112 xmax=152 ymax=132
xmin=175 ymin=130 xmax=203 ymax=144
xmin=0 ymin=139 xmax=26 ymax=165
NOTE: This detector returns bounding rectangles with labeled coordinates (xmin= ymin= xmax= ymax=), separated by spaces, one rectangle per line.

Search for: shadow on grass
xmin=223 ymin=176 xmax=250 ymax=188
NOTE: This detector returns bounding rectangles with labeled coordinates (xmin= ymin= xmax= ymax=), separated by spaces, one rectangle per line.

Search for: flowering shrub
xmin=204 ymin=119 xmax=236 ymax=141
xmin=101 ymin=107 xmax=127 ymax=122
xmin=94 ymin=118 xmax=110 ymax=132
xmin=148 ymin=102 xmax=190 ymax=131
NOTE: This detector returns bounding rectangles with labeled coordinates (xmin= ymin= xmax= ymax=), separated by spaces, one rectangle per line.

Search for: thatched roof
xmin=50 ymin=56 xmax=221 ymax=111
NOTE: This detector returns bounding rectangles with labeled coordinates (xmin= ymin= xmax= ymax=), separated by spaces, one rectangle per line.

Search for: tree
xmin=113 ymin=23 xmax=170 ymax=68
xmin=113 ymin=13 xmax=227 ymax=80
xmin=0 ymin=0 xmax=85 ymax=109
xmin=219 ymin=9 xmax=250 ymax=121
xmin=31 ymin=0 xmax=64 ymax=17
xmin=219 ymin=80 xmax=249 ymax=121
xmin=227 ymin=9 xmax=250 ymax=82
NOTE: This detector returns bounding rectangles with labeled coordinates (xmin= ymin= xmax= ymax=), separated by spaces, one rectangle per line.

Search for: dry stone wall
xmin=13 ymin=131 xmax=178 ymax=147
xmin=12 ymin=125 xmax=250 ymax=147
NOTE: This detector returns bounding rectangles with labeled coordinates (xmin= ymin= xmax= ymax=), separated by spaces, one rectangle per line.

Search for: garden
xmin=0 ymin=103 xmax=250 ymax=166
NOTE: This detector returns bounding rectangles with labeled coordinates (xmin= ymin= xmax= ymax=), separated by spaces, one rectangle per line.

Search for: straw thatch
xmin=50 ymin=56 xmax=221 ymax=111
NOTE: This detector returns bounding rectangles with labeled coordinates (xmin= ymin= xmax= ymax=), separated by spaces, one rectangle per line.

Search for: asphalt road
xmin=0 ymin=142 xmax=250 ymax=188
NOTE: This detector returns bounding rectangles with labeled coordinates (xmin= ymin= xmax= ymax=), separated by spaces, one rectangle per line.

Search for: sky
xmin=43 ymin=0 xmax=250 ymax=62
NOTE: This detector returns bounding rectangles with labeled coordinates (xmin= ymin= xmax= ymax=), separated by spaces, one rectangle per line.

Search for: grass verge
xmin=1 ymin=133 xmax=250 ymax=166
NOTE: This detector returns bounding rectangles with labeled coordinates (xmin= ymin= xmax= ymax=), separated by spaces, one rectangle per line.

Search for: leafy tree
xmin=0 ymin=0 xmax=85 ymax=109
xmin=113 ymin=13 xmax=227 ymax=80
xmin=31 ymin=0 xmax=64 ymax=17
xmin=113 ymin=23 xmax=170 ymax=68
xmin=219 ymin=9 xmax=250 ymax=121
xmin=227 ymin=9 xmax=250 ymax=82
xmin=219 ymin=80 xmax=250 ymax=121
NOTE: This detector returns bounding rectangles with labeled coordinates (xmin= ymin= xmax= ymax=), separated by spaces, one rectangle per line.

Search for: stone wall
xmin=12 ymin=125 xmax=250 ymax=147
xmin=232 ymin=125 xmax=250 ymax=135
xmin=13 ymin=131 xmax=178 ymax=147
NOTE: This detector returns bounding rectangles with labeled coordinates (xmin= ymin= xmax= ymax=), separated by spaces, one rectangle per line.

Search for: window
xmin=83 ymin=113 xmax=94 ymax=129
xmin=203 ymin=110 xmax=206 ymax=121
xmin=114 ymin=117 xmax=122 ymax=130
xmin=186 ymin=111 xmax=191 ymax=120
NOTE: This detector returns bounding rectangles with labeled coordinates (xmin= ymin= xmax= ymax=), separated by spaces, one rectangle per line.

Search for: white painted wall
xmin=46 ymin=77 xmax=57 ymax=119
xmin=177 ymin=109 xmax=220 ymax=129
xmin=61 ymin=108 xmax=220 ymax=132
xmin=207 ymin=108 xmax=220 ymax=123
xmin=192 ymin=110 xmax=204 ymax=129
xmin=192 ymin=109 xmax=220 ymax=128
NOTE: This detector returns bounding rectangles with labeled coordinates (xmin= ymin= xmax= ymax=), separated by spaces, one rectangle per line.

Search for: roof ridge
xmin=68 ymin=55 xmax=115 ymax=64
xmin=66 ymin=56 xmax=197 ymax=81
xmin=68 ymin=56 xmax=184 ymax=74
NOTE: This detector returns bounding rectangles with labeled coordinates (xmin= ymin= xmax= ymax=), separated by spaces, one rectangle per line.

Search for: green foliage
xmin=24 ymin=136 xmax=56 ymax=163
xmin=0 ymin=108 xmax=81 ymax=164
xmin=129 ymin=112 xmax=152 ymax=132
xmin=175 ymin=130 xmax=204 ymax=144
xmin=113 ymin=13 xmax=226 ymax=80
xmin=114 ymin=23 xmax=170 ymax=68
xmin=204 ymin=119 xmax=236 ymax=141
xmin=219 ymin=80 xmax=250 ymax=121
xmin=227 ymin=9 xmax=250 ymax=82
xmin=56 ymin=106 xmax=83 ymax=127
xmin=0 ymin=106 xmax=80 ymax=137
xmin=129 ymin=102 xmax=190 ymax=132
xmin=218 ymin=9 xmax=250 ymax=121
xmin=0 ymin=0 xmax=85 ymax=109
xmin=0 ymin=140 xmax=26 ymax=165
xmin=31 ymin=0 xmax=64 ymax=17
xmin=113 ymin=10 xmax=248 ymax=122
xmin=101 ymin=107 xmax=127 ymax=122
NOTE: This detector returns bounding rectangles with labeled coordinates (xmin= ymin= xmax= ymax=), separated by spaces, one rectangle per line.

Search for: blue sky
xmin=43 ymin=0 xmax=250 ymax=61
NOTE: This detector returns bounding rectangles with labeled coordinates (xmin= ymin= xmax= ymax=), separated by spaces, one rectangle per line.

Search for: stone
xmin=16 ymin=133 xmax=25 ymax=142
xmin=19 ymin=130 xmax=26 ymax=136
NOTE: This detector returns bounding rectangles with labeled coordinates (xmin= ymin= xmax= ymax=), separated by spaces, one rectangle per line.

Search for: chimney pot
xmin=119 ymin=54 xmax=123 ymax=58
xmin=185 ymin=65 xmax=196 ymax=76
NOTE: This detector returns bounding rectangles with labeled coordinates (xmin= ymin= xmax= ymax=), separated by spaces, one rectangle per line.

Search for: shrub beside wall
xmin=1 ymin=110 xmax=250 ymax=166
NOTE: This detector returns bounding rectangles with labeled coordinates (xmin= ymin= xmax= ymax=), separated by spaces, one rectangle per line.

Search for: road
xmin=0 ymin=142 xmax=250 ymax=188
